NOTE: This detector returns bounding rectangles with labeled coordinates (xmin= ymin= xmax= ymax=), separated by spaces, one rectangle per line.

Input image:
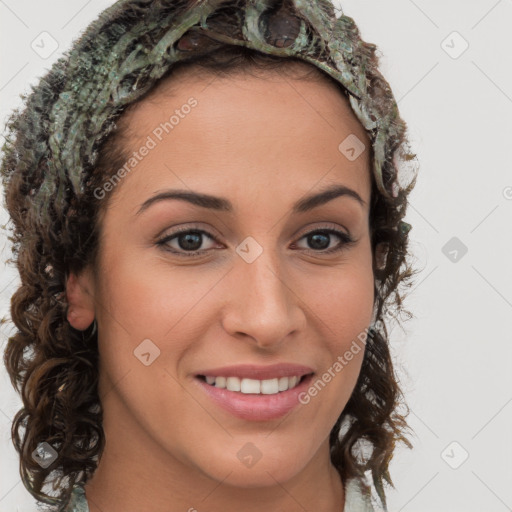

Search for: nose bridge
xmin=222 ymin=240 xmax=304 ymax=347
xmin=242 ymin=246 xmax=286 ymax=307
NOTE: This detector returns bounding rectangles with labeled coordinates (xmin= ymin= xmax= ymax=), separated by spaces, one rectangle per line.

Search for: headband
xmin=28 ymin=0 xmax=407 ymax=227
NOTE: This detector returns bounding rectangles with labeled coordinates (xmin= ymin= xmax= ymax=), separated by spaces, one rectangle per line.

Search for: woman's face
xmin=68 ymin=65 xmax=375 ymax=490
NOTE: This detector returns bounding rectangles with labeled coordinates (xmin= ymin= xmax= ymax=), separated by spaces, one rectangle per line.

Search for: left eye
xmin=156 ymin=227 xmax=354 ymax=257
xmin=293 ymin=229 xmax=354 ymax=254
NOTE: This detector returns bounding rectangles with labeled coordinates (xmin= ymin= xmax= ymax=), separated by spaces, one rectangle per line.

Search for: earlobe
xmin=65 ymin=266 xmax=96 ymax=331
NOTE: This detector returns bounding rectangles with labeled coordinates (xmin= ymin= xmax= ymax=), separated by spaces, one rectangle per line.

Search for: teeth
xmin=241 ymin=378 xmax=260 ymax=394
xmin=260 ymin=378 xmax=278 ymax=394
xmin=203 ymin=375 xmax=304 ymax=394
xmin=226 ymin=376 xmax=241 ymax=392
xmin=278 ymin=376 xmax=289 ymax=391
xmin=214 ymin=376 xmax=226 ymax=388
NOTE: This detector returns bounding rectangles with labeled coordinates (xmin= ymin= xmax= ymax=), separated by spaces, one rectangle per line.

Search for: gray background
xmin=1 ymin=1 xmax=511 ymax=511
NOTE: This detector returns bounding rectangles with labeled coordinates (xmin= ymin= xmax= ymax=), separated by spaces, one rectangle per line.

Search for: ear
xmin=65 ymin=266 xmax=96 ymax=331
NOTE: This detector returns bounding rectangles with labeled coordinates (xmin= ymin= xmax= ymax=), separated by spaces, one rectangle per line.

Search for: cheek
xmin=290 ymin=265 xmax=373 ymax=444
xmin=300 ymin=245 xmax=374 ymax=381
xmin=94 ymin=252 xmax=208 ymax=432
xmin=302 ymin=245 xmax=375 ymax=339
xmin=99 ymin=250 xmax=210 ymax=341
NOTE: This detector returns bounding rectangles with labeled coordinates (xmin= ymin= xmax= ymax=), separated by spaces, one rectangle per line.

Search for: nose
xmin=221 ymin=249 xmax=307 ymax=351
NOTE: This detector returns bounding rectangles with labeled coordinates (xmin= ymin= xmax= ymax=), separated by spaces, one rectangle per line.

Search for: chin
xmin=191 ymin=443 xmax=312 ymax=488
xmin=210 ymin=462 xmax=304 ymax=488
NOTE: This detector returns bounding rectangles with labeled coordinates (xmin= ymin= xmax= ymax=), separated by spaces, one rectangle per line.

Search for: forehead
xmin=103 ymin=64 xmax=372 ymax=215
xmin=123 ymin=61 xmax=369 ymax=146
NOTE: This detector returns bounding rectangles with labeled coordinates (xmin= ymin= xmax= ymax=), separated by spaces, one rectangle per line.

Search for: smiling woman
xmin=1 ymin=1 xmax=418 ymax=512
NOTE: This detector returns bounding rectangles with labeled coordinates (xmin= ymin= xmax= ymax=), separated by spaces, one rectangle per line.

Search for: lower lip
xmin=194 ymin=374 xmax=314 ymax=421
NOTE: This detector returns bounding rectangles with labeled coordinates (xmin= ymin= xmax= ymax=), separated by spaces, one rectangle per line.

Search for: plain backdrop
xmin=1 ymin=1 xmax=511 ymax=511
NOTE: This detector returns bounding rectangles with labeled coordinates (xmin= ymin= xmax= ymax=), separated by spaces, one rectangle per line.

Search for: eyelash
xmin=155 ymin=224 xmax=355 ymax=258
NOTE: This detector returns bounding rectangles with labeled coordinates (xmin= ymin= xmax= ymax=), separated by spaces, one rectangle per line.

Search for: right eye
xmin=155 ymin=227 xmax=222 ymax=257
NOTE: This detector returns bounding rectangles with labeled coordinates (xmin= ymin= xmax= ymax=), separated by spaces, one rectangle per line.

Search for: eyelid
xmin=154 ymin=222 xmax=220 ymax=242
xmin=295 ymin=221 xmax=350 ymax=238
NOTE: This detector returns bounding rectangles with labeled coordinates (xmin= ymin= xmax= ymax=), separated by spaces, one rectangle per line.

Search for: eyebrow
xmin=135 ymin=183 xmax=366 ymax=217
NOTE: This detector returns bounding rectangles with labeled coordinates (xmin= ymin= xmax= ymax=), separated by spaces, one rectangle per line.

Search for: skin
xmin=66 ymin=63 xmax=375 ymax=512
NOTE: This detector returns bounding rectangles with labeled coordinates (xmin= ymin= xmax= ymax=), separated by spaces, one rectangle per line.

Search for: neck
xmin=83 ymin=429 xmax=344 ymax=512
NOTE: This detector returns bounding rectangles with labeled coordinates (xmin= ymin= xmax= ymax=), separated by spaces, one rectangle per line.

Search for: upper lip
xmin=196 ymin=363 xmax=315 ymax=380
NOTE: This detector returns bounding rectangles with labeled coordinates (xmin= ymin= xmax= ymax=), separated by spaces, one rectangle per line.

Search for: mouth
xmin=196 ymin=373 xmax=312 ymax=395
xmin=193 ymin=370 xmax=315 ymax=422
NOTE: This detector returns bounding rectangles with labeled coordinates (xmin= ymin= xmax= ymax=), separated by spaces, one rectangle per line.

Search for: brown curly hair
xmin=1 ymin=0 xmax=418 ymax=510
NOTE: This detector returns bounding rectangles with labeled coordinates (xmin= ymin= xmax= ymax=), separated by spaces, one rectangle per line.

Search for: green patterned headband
xmin=25 ymin=0 xmax=409 ymax=227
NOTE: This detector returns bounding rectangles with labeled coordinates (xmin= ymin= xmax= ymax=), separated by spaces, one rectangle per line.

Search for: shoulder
xmin=60 ymin=482 xmax=89 ymax=512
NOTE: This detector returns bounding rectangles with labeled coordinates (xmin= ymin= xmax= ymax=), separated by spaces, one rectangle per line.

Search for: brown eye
xmin=156 ymin=228 xmax=220 ymax=257
xmin=294 ymin=227 xmax=355 ymax=255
